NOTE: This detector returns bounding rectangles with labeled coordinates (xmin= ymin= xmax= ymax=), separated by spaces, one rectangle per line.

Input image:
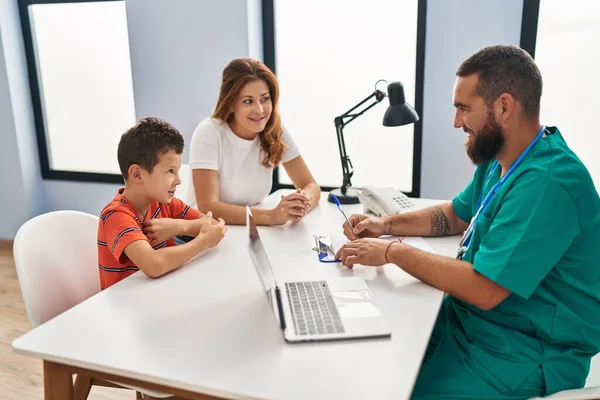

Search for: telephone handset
xmin=357 ymin=186 xmax=415 ymax=217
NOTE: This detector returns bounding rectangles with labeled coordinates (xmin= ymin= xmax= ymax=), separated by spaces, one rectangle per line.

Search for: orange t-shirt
xmin=97 ymin=188 xmax=201 ymax=289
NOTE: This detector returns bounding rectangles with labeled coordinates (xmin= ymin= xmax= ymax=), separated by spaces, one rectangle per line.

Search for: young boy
xmin=97 ymin=117 xmax=226 ymax=290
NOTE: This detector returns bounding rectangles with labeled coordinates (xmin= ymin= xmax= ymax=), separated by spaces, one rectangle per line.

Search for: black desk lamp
xmin=328 ymin=80 xmax=420 ymax=204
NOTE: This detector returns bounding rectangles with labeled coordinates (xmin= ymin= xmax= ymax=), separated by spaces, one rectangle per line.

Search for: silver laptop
xmin=247 ymin=207 xmax=391 ymax=342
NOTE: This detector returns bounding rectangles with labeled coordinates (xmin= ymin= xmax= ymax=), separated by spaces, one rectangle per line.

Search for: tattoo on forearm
xmin=429 ymin=206 xmax=451 ymax=236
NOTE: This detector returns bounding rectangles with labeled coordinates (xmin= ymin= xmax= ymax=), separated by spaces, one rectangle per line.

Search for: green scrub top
xmin=412 ymin=127 xmax=600 ymax=399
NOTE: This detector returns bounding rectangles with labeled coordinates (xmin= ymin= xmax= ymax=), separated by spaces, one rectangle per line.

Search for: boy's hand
xmin=143 ymin=218 xmax=184 ymax=246
xmin=198 ymin=217 xmax=227 ymax=248
xmin=197 ymin=212 xmax=216 ymax=229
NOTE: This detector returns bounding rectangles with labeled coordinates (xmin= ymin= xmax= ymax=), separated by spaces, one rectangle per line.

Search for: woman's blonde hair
xmin=212 ymin=58 xmax=285 ymax=167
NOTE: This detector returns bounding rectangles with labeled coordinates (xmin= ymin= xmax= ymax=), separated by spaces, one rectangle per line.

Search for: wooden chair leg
xmin=136 ymin=392 xmax=143 ymax=399
xmin=73 ymin=375 xmax=93 ymax=400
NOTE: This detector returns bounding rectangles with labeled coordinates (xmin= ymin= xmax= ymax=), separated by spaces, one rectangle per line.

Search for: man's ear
xmin=497 ymin=93 xmax=516 ymax=123
xmin=127 ymin=164 xmax=144 ymax=183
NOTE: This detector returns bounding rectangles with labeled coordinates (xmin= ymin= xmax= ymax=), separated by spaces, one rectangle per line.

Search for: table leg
xmin=74 ymin=375 xmax=93 ymax=400
xmin=44 ymin=360 xmax=74 ymax=400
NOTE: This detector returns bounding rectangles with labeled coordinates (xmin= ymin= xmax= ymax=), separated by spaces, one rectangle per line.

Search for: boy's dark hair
xmin=456 ymin=45 xmax=542 ymax=119
xmin=117 ymin=117 xmax=184 ymax=179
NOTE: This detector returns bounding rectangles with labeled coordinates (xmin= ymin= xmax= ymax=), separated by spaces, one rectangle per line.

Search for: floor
xmin=0 ymin=242 xmax=132 ymax=400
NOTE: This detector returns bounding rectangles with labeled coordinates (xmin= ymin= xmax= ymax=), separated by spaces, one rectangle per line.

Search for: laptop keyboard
xmin=285 ymin=281 xmax=345 ymax=336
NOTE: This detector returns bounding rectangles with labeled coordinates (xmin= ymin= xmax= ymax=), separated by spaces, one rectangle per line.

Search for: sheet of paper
xmin=333 ymin=290 xmax=382 ymax=318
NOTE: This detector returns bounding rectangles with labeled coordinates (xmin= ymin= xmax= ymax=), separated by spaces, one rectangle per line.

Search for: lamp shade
xmin=382 ymin=82 xmax=419 ymax=127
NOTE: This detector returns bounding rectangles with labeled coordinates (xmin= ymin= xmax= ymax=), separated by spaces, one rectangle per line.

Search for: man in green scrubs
xmin=335 ymin=45 xmax=600 ymax=399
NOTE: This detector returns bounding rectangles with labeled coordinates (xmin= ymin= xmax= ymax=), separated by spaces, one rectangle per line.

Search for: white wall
xmin=41 ymin=180 xmax=121 ymax=214
xmin=419 ymin=0 xmax=524 ymax=199
xmin=0 ymin=0 xmax=526 ymax=238
xmin=125 ymin=0 xmax=253 ymax=162
xmin=0 ymin=27 xmax=28 ymax=239
xmin=0 ymin=0 xmax=45 ymax=239
xmin=246 ymin=0 xmax=263 ymax=60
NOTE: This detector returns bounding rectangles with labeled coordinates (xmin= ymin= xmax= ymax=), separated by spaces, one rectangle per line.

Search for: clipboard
xmin=312 ymin=235 xmax=340 ymax=263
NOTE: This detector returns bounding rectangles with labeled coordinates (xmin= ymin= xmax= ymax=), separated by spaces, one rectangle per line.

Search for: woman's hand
xmin=270 ymin=189 xmax=312 ymax=225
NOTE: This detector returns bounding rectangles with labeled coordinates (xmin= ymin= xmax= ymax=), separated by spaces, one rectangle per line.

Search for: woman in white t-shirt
xmin=188 ymin=58 xmax=321 ymax=225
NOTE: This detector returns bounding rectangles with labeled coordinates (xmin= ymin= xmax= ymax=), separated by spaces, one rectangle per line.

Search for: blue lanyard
xmin=456 ymin=125 xmax=547 ymax=259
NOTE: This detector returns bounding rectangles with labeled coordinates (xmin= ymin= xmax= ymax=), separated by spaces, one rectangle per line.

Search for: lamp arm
xmin=338 ymin=90 xmax=385 ymax=123
xmin=342 ymin=99 xmax=383 ymax=126
xmin=333 ymin=90 xmax=386 ymax=194
xmin=334 ymin=118 xmax=352 ymax=194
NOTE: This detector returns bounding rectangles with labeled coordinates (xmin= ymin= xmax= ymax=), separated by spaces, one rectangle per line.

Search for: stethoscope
xmin=456 ymin=125 xmax=548 ymax=260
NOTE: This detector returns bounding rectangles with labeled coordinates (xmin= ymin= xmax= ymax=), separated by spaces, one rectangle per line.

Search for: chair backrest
xmin=178 ymin=163 xmax=192 ymax=204
xmin=13 ymin=210 xmax=101 ymax=328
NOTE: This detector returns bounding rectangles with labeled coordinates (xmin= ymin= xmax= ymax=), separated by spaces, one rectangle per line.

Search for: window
xmin=19 ymin=0 xmax=135 ymax=183
xmin=263 ymin=0 xmax=426 ymax=196
xmin=521 ymin=0 xmax=600 ymax=188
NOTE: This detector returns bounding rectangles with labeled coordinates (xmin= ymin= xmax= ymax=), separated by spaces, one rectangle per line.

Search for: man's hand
xmin=343 ymin=214 xmax=388 ymax=240
xmin=143 ymin=218 xmax=184 ymax=246
xmin=335 ymin=238 xmax=393 ymax=269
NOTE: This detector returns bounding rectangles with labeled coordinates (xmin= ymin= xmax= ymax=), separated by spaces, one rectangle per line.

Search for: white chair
xmin=529 ymin=354 xmax=600 ymax=399
xmin=13 ymin=210 xmax=172 ymax=399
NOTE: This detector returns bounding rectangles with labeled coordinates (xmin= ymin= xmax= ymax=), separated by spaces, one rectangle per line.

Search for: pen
xmin=331 ymin=194 xmax=353 ymax=230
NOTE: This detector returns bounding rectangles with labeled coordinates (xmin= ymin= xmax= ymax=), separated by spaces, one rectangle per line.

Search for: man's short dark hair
xmin=117 ymin=117 xmax=184 ymax=179
xmin=456 ymin=45 xmax=542 ymax=119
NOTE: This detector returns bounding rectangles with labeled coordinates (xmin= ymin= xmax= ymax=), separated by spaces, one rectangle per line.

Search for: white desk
xmin=13 ymin=191 xmax=460 ymax=400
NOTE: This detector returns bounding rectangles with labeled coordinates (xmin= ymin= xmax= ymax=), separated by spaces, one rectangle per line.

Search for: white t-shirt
xmin=186 ymin=117 xmax=301 ymax=207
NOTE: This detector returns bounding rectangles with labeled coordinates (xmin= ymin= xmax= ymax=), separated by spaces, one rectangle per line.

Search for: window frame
xmin=262 ymin=0 xmax=427 ymax=197
xmin=18 ymin=0 xmax=126 ymax=184
xmin=519 ymin=0 xmax=541 ymax=57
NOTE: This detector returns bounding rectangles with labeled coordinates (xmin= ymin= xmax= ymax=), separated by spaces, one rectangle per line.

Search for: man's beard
xmin=466 ymin=111 xmax=505 ymax=165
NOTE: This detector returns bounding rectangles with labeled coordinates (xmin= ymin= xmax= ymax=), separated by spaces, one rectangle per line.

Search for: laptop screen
xmin=247 ymin=207 xmax=276 ymax=294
